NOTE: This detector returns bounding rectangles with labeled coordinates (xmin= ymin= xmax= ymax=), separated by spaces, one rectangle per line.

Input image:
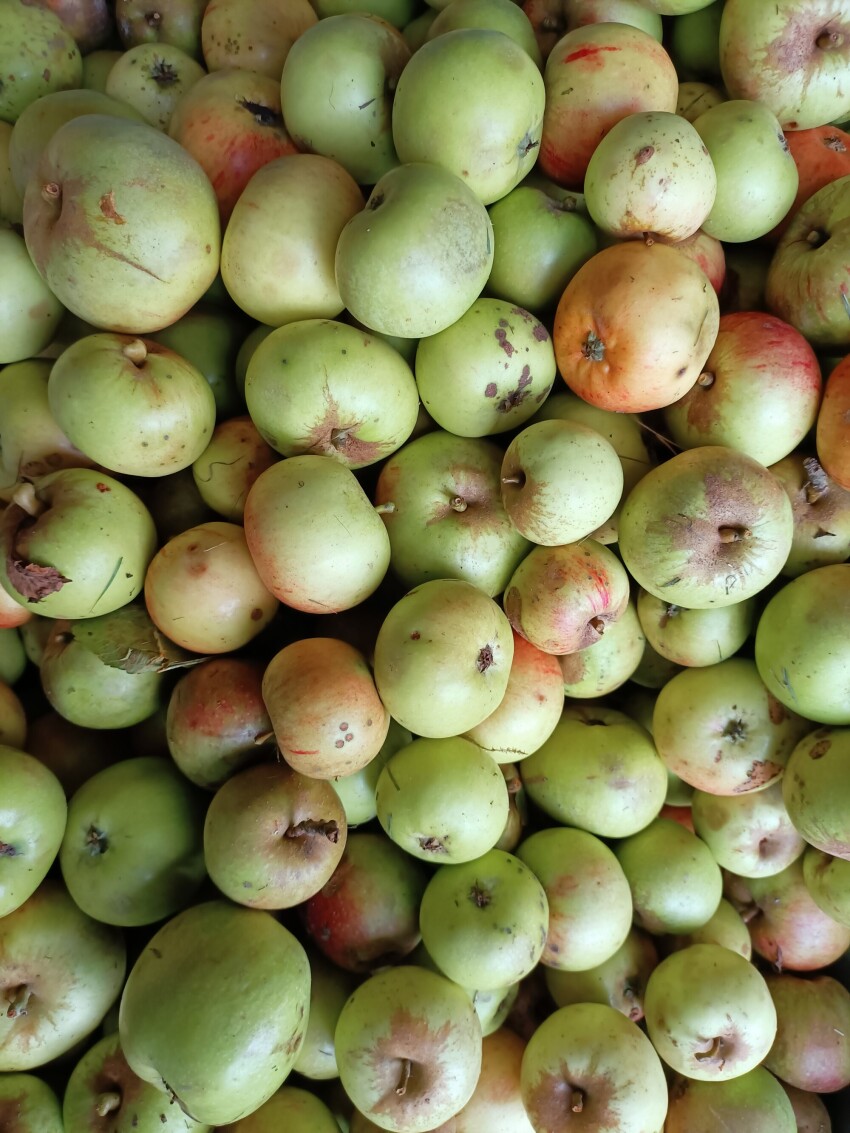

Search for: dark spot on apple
xmin=477 ymin=644 xmax=494 ymax=672
xmin=418 ymin=836 xmax=447 ymax=853
xmin=495 ymin=328 xmax=515 ymax=356
xmin=0 ymin=841 xmax=17 ymax=857
xmin=410 ymin=631 xmax=420 ymax=640
xmin=250 ymin=607 xmax=263 ymax=621
xmin=149 ymin=57 xmax=179 ymax=85
xmin=367 ymin=191 xmax=385 ymax=211
xmin=237 ymin=99 xmax=283 ymax=129
xmin=635 ymin=145 xmax=654 ymax=165
xmin=809 ymin=739 xmax=832 ymax=759
xmin=484 ymin=382 xmax=498 ymax=397
xmin=99 ymin=191 xmax=126 ymax=225
xmin=532 ymin=323 xmax=549 ymax=341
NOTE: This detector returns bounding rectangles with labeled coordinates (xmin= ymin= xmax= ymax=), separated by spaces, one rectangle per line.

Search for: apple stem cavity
xmin=0 ymin=841 xmax=16 ymax=857
xmin=694 ymin=1036 xmax=726 ymax=1068
xmin=476 ymin=644 xmax=494 ymax=672
xmin=5 ymin=984 xmax=32 ymax=1019
xmin=284 ymin=819 xmax=340 ymax=843
xmin=588 ymin=616 xmax=606 ymax=636
xmin=718 ymin=525 xmax=751 ymax=543
xmin=817 ymin=29 xmax=845 ymax=50
xmin=95 ymin=1092 xmax=122 ymax=1117
xmin=570 ymin=1088 xmax=585 ymax=1113
xmin=10 ymin=482 xmax=46 ymax=519
xmin=722 ymin=718 xmax=747 ymax=743
xmin=123 ymin=338 xmax=148 ymax=367
xmin=395 ymin=1058 xmax=412 ymax=1097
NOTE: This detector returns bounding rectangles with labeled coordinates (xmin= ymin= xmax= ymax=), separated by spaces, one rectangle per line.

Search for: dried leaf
xmin=71 ymin=603 xmax=207 ymax=674
xmin=2 ymin=503 xmax=70 ymax=602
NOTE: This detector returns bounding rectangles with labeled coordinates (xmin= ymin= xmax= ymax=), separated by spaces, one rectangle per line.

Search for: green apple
xmin=376 ymin=736 xmax=510 ymax=864
xmin=667 ymin=897 xmax=752 ymax=960
xmin=544 ymin=927 xmax=659 ymax=1023
xmin=782 ymin=725 xmax=850 ymax=858
xmin=517 ymin=827 xmax=632 ymax=971
xmin=116 ymin=0 xmax=207 ymax=59
xmin=803 ymin=845 xmax=850 ymax=928
xmin=691 ymin=782 xmax=805 ymax=879
xmin=63 ymin=1031 xmax=209 ymax=1133
xmin=215 ymin=1085 xmax=339 ymax=1133
xmin=293 ymin=950 xmax=357 ymax=1081
xmin=0 ymin=746 xmax=66 ymax=918
xmin=373 ymin=579 xmax=513 ymax=738
xmin=414 ymin=298 xmax=556 ymax=438
xmin=616 ymin=817 xmax=723 ymax=934
xmin=0 ymin=627 xmax=26 ymax=685
xmin=669 ymin=0 xmax=723 ymax=79
xmin=334 ymin=965 xmax=482 ymax=1133
xmin=0 ymin=679 xmax=25 ymax=747
xmin=0 ymin=122 xmax=23 ymax=224
xmin=59 ymin=756 xmax=207 ymax=927
xmin=280 ymin=13 xmax=410 ymax=186
xmin=427 ymin=0 xmax=541 ymax=68
xmin=0 ymin=2 xmax=82 ymax=124
xmin=82 ymin=50 xmax=123 ymax=92
xmin=664 ymin=1067 xmax=796 ymax=1133
xmin=419 ymin=848 xmax=549 ymax=989
xmin=151 ymin=303 xmax=248 ymax=419
xmin=119 ymin=900 xmax=311 ymax=1126
xmin=486 ymin=184 xmax=597 ymax=313
xmin=754 ymin=564 xmax=850 ymax=724
xmin=636 ymin=590 xmax=756 ymax=667
xmin=312 ymin=0 xmax=417 ymax=27
xmin=770 ymin=453 xmax=850 ymax=578
xmin=676 ymin=80 xmax=725 ymax=122
xmin=335 ymin=162 xmax=494 ymax=338
xmin=521 ymin=1003 xmax=668 ymax=1133
xmin=0 ymin=878 xmax=126 ymax=1071
xmin=520 ymin=705 xmax=668 ymax=838
xmin=0 ymin=1073 xmax=63 ymax=1133
xmin=644 ymin=943 xmax=777 ymax=1080
xmin=692 ymin=99 xmax=799 ymax=242
xmin=392 ymin=28 xmax=545 ymax=205
xmin=0 ymin=228 xmax=63 ymax=365
xmin=104 ymin=43 xmax=206 ymax=132
xmin=192 ymin=417 xmax=278 ymax=522
xmin=329 ymin=718 xmax=412 ymax=827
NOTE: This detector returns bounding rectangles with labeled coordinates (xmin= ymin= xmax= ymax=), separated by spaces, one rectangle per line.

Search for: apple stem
xmin=694 ymin=1036 xmax=725 ymax=1065
xmin=817 ymin=30 xmax=845 ymax=50
xmin=254 ymin=730 xmax=275 ymax=746
xmin=450 ymin=496 xmax=468 ymax=512
xmin=803 ymin=456 xmax=830 ymax=503
xmin=374 ymin=502 xmax=397 ymax=515
xmin=718 ymin=525 xmax=751 ymax=543
xmin=285 ymin=819 xmax=340 ymax=843
xmin=122 ymin=339 xmax=148 ymax=367
xmin=5 ymin=984 xmax=31 ymax=1019
xmin=501 ymin=474 xmax=525 ymax=487
xmin=696 ymin=371 xmax=715 ymax=388
xmin=95 ymin=1092 xmax=122 ymax=1117
xmin=395 ymin=1058 xmax=412 ymax=1097
xmin=10 ymin=482 xmax=46 ymax=518
xmin=570 ymin=1088 xmax=585 ymax=1113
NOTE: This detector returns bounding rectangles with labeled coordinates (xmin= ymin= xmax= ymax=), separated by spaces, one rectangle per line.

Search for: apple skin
xmin=557 ymin=599 xmax=646 ymax=699
xmin=23 ymin=115 xmax=220 ymax=335
xmin=770 ymin=453 xmax=850 ymax=577
xmin=719 ymin=0 xmax=850 ymax=131
xmin=544 ymin=927 xmax=659 ymax=1022
xmin=200 ymin=0 xmax=317 ymax=79
xmin=335 ymin=162 xmax=494 ymax=339
xmin=216 ymin=1085 xmax=340 ymax=1133
xmin=0 ymin=228 xmax=64 ymax=365
xmin=636 ymin=590 xmax=755 ymax=668
xmin=334 ymin=965 xmax=482 ymax=1133
xmin=817 ymin=353 xmax=850 ymax=490
xmin=754 ymin=564 xmax=850 ymax=725
xmin=0 ymin=746 xmax=67 ymax=918
xmin=292 ymin=949 xmax=356 ymax=1081
xmin=782 ymin=725 xmax=850 ymax=858
xmin=104 ymin=42 xmax=206 ymax=133
xmin=618 ymin=445 xmax=795 ymax=610
xmin=663 ymin=1067 xmax=796 ymax=1133
xmin=803 ymin=845 xmax=850 ymax=927
xmin=777 ymin=1081 xmax=832 ymax=1133
xmin=676 ymin=80 xmax=726 ymax=122
xmin=192 ymin=417 xmax=279 ymax=523
xmin=644 ymin=943 xmax=777 ymax=1081
xmin=0 ymin=3 xmax=82 ymax=124
xmin=119 ymin=901 xmax=311 ymax=1126
xmin=662 ymin=311 xmax=823 ymax=467
xmin=764 ymin=972 xmax=850 ymax=1092
xmin=0 ymin=1073 xmax=63 ymax=1133
xmin=691 ymin=782 xmax=806 ymax=879
xmin=453 ymin=1027 xmax=535 ymax=1133
xmin=520 ymin=1002 xmax=668 ymax=1133
xmin=667 ymin=896 xmax=753 ymax=960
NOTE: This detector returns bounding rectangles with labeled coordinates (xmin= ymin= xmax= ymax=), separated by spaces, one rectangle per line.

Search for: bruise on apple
xmin=80 ymin=1045 xmax=151 ymax=1130
xmin=366 ymin=1009 xmax=458 ymax=1125
xmin=300 ymin=388 xmax=387 ymax=468
xmin=2 ymin=503 xmax=70 ymax=602
xmin=525 ymin=1066 xmax=615 ymax=1130
xmin=0 ymin=1090 xmax=29 ymax=1130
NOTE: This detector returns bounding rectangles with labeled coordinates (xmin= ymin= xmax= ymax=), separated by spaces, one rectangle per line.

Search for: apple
xmin=375 ymin=736 xmax=510 ymax=863
xmin=104 ymin=43 xmax=206 ymax=132
xmin=517 ymin=826 xmax=632 ymax=971
xmin=215 ymin=1085 xmax=341 ymax=1133
xmin=520 ymin=1002 xmax=668 ymax=1133
xmin=754 ymin=564 xmax=850 ymax=725
xmin=373 ymin=578 xmax=513 ymax=738
xmin=329 ymin=718 xmax=412 ymax=827
xmin=419 ymin=848 xmax=549 ymax=989
xmin=803 ymin=845 xmax=850 ymax=928
xmin=302 ymin=831 xmax=428 ymax=972
xmin=817 ymin=356 xmax=850 ymax=489
xmin=662 ymin=311 xmax=823 ymax=467
xmin=778 ymin=1081 xmax=833 ymax=1131
xmin=23 ymin=115 xmax=220 ymax=334
xmin=334 ymin=162 xmax=494 ymax=339
xmin=782 ymin=725 xmax=850 ymax=857
xmin=262 ymin=636 xmax=390 ymax=779
xmin=453 ymin=1027 xmax=535 ymax=1133
xmin=691 ymin=782 xmax=806 ymax=879
xmin=539 ymin=21 xmax=678 ymax=189
xmin=644 ymin=942 xmax=777 ymax=1081
xmin=221 ymin=157 xmax=364 ymax=328
xmin=24 ymin=711 xmax=124 ymax=797
xmin=772 ymin=454 xmax=850 ymax=576
xmin=244 ymin=318 xmax=419 ymax=466
xmin=0 ymin=680 xmax=25 ymax=747
xmin=764 ymin=972 xmax=850 ymax=1092
xmin=334 ymin=965 xmax=482 ymax=1133
xmin=667 ymin=897 xmax=753 ymax=960
xmin=564 ymin=0 xmax=663 ymax=40
xmin=426 ymin=0 xmax=541 ymax=67
xmin=503 ymin=539 xmax=631 ymax=655
xmin=651 ymin=657 xmax=809 ymax=795
xmin=552 ymin=239 xmax=720 ymax=413
xmin=521 ymin=705 xmax=668 ymax=837
xmin=392 ymin=28 xmax=545 ymax=205
xmin=557 ymin=600 xmax=644 ymax=699
xmin=0 ymin=1 xmax=82 ymax=124
xmin=719 ymin=0 xmax=850 ymax=130
xmin=0 ymin=1073 xmax=63 ymax=1133
xmin=485 ymin=183 xmax=598 ymax=313
xmin=664 ymin=1067 xmax=796 ymax=1133
xmin=293 ymin=949 xmax=357 ymax=1081
xmin=584 ymin=111 xmax=717 ymax=240
xmin=636 ymin=590 xmax=756 ymax=668
xmin=280 ymin=13 xmax=410 ymax=187
xmin=618 ymin=445 xmax=795 ymax=609
xmin=192 ymin=417 xmax=279 ymax=522
xmin=200 ymin=0 xmax=316 ymax=79
xmin=315 ymin=0 xmax=417 ymax=27
xmin=0 ymin=228 xmax=64 ymax=365
xmin=0 ymin=745 xmax=66 ymax=918
xmin=414 ymin=298 xmax=556 ymax=438
xmin=119 ymin=900 xmax=311 ymax=1126
xmin=670 ymin=0 xmax=723 ymax=78
xmin=544 ymin=927 xmax=658 ymax=1022
xmin=0 ymin=878 xmax=126 ymax=1071
xmin=616 ymin=817 xmax=723 ymax=935
xmin=676 ymin=80 xmax=726 ymax=122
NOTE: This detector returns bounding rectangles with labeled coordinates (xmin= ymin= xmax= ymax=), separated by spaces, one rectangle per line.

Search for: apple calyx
xmin=283 ymin=818 xmax=340 ymax=843
xmin=144 ymin=10 xmax=163 ymax=30
xmin=693 ymin=1035 xmax=726 ymax=1068
xmin=85 ymin=826 xmax=108 ymax=856
xmin=469 ymin=882 xmax=491 ymax=908
xmin=123 ymin=339 xmax=148 ymax=367
xmin=722 ymin=718 xmax=747 ymax=743
xmin=238 ymin=100 xmax=284 ymax=130
xmin=476 ymin=645 xmax=494 ymax=672
xmin=418 ymin=836 xmax=447 ymax=855
xmin=581 ymin=332 xmax=605 ymax=362
xmin=95 ymin=1091 xmax=122 ymax=1118
xmin=0 ymin=841 xmax=16 ymax=856
xmin=5 ymin=984 xmax=32 ymax=1019
xmin=41 ymin=181 xmax=61 ymax=205
xmin=659 ymin=603 xmax=681 ymax=628
xmin=717 ymin=525 xmax=752 ymax=543
xmin=150 ymin=58 xmax=179 ymax=86
xmin=517 ymin=131 xmax=540 ymax=160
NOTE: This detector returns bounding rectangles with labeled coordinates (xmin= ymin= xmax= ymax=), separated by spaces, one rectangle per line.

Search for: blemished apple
xmin=667 ymin=897 xmax=753 ymax=960
xmin=690 ymin=781 xmax=806 ymax=879
xmin=520 ymin=1002 xmax=668 ymax=1133
xmin=764 ymin=972 xmax=850 ymax=1092
xmin=557 ymin=599 xmax=646 ymax=699
xmin=0 ymin=1073 xmax=63 ymax=1133
xmin=544 ymin=927 xmax=659 ymax=1022
xmin=663 ymin=1067 xmax=796 ymax=1133
xmin=334 ymin=965 xmax=482 ymax=1133
xmin=803 ymin=845 xmax=850 ymax=928
xmin=293 ymin=949 xmax=356 ymax=1081
xmin=782 ymin=726 xmax=850 ymax=858
xmin=644 ymin=943 xmax=777 ymax=1081
xmin=0 ymin=745 xmax=67 ymax=917
xmin=636 ymin=590 xmax=756 ymax=668
xmin=770 ymin=452 xmax=850 ymax=578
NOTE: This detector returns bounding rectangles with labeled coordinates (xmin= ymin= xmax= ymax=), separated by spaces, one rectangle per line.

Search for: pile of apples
xmin=2 ymin=0 xmax=850 ymax=1129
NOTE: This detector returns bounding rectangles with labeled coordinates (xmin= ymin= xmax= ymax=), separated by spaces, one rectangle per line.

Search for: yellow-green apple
xmin=0 ymin=228 xmax=63 ymax=365
xmin=691 ymin=782 xmax=805 ymax=879
xmin=0 ymin=746 xmax=66 ymax=917
xmin=544 ymin=927 xmax=658 ymax=1022
xmin=453 ymin=1027 xmax=535 ymax=1133
xmin=669 ymin=0 xmax=723 ymax=79
xmin=636 ymin=590 xmax=755 ymax=667
xmin=104 ymin=43 xmax=206 ymax=131
xmin=0 ymin=2 xmax=82 ymax=124
xmin=664 ymin=1067 xmax=796 ymax=1133
xmin=116 ymin=0 xmax=207 ymax=59
xmin=0 ymin=1073 xmax=63 ymax=1133
xmin=557 ymin=601 xmax=646 ymax=699
xmin=764 ymin=972 xmax=850 ymax=1091
xmin=427 ymin=0 xmax=542 ymax=68
xmin=803 ymin=845 xmax=850 ymax=927
xmin=293 ymin=949 xmax=356 ymax=1080
xmin=200 ymin=0 xmax=316 ymax=79
xmin=782 ymin=725 xmax=850 ymax=856
xmin=676 ymin=80 xmax=725 ymax=121
xmin=192 ymin=417 xmax=278 ymax=522
xmin=666 ymin=897 xmax=753 ymax=960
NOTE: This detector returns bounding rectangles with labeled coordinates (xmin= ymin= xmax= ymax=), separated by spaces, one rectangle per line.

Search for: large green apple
xmin=428 ymin=0 xmax=542 ymax=68
xmin=0 ymin=228 xmax=63 ymax=365
xmin=335 ymin=162 xmax=494 ymax=338
xmin=392 ymin=28 xmax=544 ymax=205
xmin=0 ymin=1 xmax=82 ymax=123
xmin=0 ymin=745 xmax=66 ymax=918
xmin=23 ymin=115 xmax=220 ymax=333
xmin=119 ymin=900 xmax=311 ymax=1126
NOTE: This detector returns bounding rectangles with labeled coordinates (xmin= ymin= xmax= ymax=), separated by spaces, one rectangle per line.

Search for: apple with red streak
xmin=654 ymin=228 xmax=726 ymax=295
xmin=765 ymin=972 xmax=850 ymax=1092
xmin=168 ymin=69 xmax=299 ymax=223
xmin=302 ymin=832 xmax=428 ymax=973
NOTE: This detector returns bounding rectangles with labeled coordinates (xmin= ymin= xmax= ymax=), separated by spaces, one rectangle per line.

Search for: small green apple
xmin=0 ymin=745 xmax=67 ymax=918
